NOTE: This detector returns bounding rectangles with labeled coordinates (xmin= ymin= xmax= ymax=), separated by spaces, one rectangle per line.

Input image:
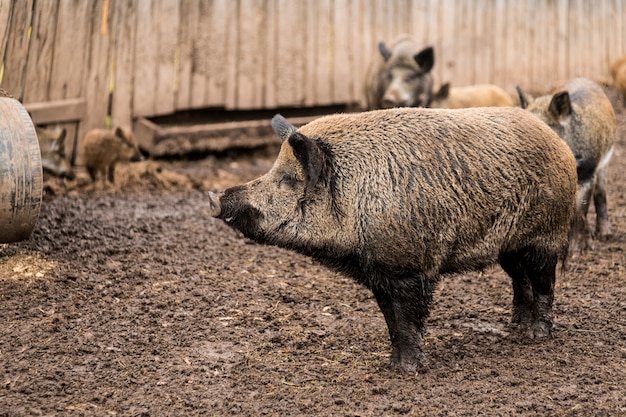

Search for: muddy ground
xmin=2 ymin=94 xmax=626 ymax=416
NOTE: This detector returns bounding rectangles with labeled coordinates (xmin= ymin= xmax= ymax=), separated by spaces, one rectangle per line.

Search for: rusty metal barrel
xmin=0 ymin=96 xmax=43 ymax=243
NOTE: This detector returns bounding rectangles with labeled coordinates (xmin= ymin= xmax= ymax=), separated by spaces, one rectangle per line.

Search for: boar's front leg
xmin=371 ymin=274 xmax=436 ymax=374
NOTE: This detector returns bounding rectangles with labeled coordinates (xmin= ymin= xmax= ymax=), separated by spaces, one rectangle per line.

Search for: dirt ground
xmin=2 ymin=92 xmax=626 ymax=416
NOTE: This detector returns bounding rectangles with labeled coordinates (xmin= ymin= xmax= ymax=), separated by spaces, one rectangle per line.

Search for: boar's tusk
xmin=207 ymin=191 xmax=223 ymax=217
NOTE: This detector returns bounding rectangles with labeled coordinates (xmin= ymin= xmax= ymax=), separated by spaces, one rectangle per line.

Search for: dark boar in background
xmin=364 ymin=34 xmax=435 ymax=109
xmin=208 ymin=108 xmax=577 ymax=374
xmin=82 ymin=127 xmax=143 ymax=185
xmin=517 ymin=78 xmax=616 ymax=254
xmin=36 ymin=126 xmax=75 ymax=179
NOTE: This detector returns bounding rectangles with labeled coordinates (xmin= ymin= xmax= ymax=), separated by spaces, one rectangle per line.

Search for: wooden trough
xmin=133 ymin=115 xmax=320 ymax=157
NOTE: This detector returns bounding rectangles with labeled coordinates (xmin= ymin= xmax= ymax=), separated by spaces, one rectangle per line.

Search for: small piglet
xmin=430 ymin=83 xmax=514 ymax=109
xmin=517 ymin=78 xmax=616 ymax=254
xmin=82 ymin=127 xmax=143 ymax=185
xmin=208 ymin=107 xmax=577 ymax=374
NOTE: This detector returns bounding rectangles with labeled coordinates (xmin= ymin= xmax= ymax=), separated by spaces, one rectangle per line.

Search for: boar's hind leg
xmin=499 ymin=247 xmax=557 ymax=338
xmin=593 ymin=165 xmax=612 ymax=240
xmin=371 ymin=276 xmax=436 ymax=374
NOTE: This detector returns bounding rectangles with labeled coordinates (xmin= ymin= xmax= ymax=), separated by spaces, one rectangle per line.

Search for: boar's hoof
xmin=526 ymin=320 xmax=553 ymax=339
xmin=207 ymin=191 xmax=222 ymax=218
xmin=389 ymin=351 xmax=427 ymax=375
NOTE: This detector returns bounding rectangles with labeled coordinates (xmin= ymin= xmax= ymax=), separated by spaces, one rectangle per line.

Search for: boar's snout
xmin=207 ymin=191 xmax=223 ymax=218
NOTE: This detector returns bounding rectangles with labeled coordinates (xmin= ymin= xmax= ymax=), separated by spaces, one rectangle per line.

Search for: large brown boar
xmin=36 ymin=125 xmax=75 ymax=179
xmin=517 ymin=78 xmax=616 ymax=254
xmin=207 ymin=107 xmax=577 ymax=374
xmin=82 ymin=127 xmax=143 ymax=185
xmin=364 ymin=35 xmax=434 ymax=109
xmin=430 ymin=83 xmax=514 ymax=109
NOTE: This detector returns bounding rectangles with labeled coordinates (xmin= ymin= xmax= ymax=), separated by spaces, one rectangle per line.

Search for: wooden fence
xmin=1 ymin=0 xmax=625 ymax=160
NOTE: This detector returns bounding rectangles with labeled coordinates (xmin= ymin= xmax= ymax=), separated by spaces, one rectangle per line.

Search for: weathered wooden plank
xmin=333 ymin=0 xmax=351 ymax=103
xmin=25 ymin=98 xmax=86 ymax=124
xmin=133 ymin=115 xmax=318 ymax=156
xmin=274 ymin=0 xmax=305 ymax=106
xmin=568 ymin=0 xmax=585 ymax=78
xmin=349 ymin=0 xmax=366 ymax=105
xmin=49 ymin=0 xmax=91 ymax=101
xmin=22 ymin=0 xmax=59 ymax=103
xmin=556 ymin=0 xmax=569 ymax=84
xmin=0 ymin=1 xmax=13 ymax=73
xmin=236 ymin=0 xmax=265 ymax=109
xmin=207 ymin=0 xmax=233 ymax=107
xmin=189 ymin=0 xmax=209 ymax=109
xmin=1 ymin=0 xmax=33 ymax=100
xmin=472 ymin=0 xmax=489 ymax=84
xmin=174 ymin=0 xmax=193 ymax=110
xmin=133 ymin=0 xmax=158 ymax=116
xmin=154 ymin=0 xmax=179 ymax=116
xmin=223 ymin=0 xmax=239 ymax=109
xmin=110 ymin=0 xmax=137 ymax=131
xmin=311 ymin=0 xmax=333 ymax=105
xmin=491 ymin=0 xmax=507 ymax=90
xmin=78 ymin=1 xmax=113 ymax=165
xmin=263 ymin=0 xmax=277 ymax=108
xmin=438 ymin=0 xmax=457 ymax=88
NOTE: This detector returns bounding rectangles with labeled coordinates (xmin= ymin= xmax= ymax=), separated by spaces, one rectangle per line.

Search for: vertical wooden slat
xmin=439 ymin=0 xmax=456 ymax=87
xmin=188 ymin=0 xmax=208 ymax=109
xmin=556 ymin=0 xmax=569 ymax=84
xmin=491 ymin=0 xmax=507 ymax=90
xmin=132 ymin=0 xmax=158 ymax=116
xmin=0 ymin=1 xmax=14 ymax=72
xmin=333 ymin=0 xmax=352 ymax=103
xmin=79 ymin=1 xmax=112 ymax=153
xmin=110 ymin=0 xmax=137 ymax=130
xmin=472 ymin=0 xmax=489 ymax=84
xmin=206 ymin=0 xmax=233 ymax=107
xmin=22 ymin=0 xmax=59 ymax=103
xmin=154 ymin=0 xmax=179 ymax=115
xmin=1 ymin=0 xmax=33 ymax=99
xmin=304 ymin=0 xmax=318 ymax=106
xmin=223 ymin=0 xmax=239 ymax=109
xmin=568 ymin=0 xmax=584 ymax=78
xmin=175 ymin=0 xmax=194 ymax=110
xmin=314 ymin=0 xmax=333 ymax=105
xmin=263 ymin=0 xmax=277 ymax=108
xmin=237 ymin=0 xmax=265 ymax=109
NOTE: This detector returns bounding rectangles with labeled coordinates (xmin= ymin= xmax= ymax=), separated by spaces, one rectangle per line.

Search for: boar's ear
xmin=414 ymin=46 xmax=434 ymax=73
xmin=516 ymin=85 xmax=531 ymax=109
xmin=114 ymin=127 xmax=126 ymax=140
xmin=549 ymin=91 xmax=572 ymax=120
xmin=288 ymin=132 xmax=325 ymax=188
xmin=271 ymin=114 xmax=297 ymax=143
xmin=57 ymin=127 xmax=67 ymax=142
xmin=434 ymin=83 xmax=450 ymax=100
xmin=378 ymin=41 xmax=392 ymax=61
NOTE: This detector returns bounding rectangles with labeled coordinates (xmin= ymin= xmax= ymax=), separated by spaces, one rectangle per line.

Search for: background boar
xmin=364 ymin=34 xmax=434 ymax=109
xmin=517 ymin=78 xmax=616 ymax=254
xmin=430 ymin=82 xmax=514 ymax=108
xmin=208 ymin=108 xmax=577 ymax=374
xmin=609 ymin=55 xmax=626 ymax=102
xmin=82 ymin=127 xmax=143 ymax=185
xmin=36 ymin=125 xmax=75 ymax=179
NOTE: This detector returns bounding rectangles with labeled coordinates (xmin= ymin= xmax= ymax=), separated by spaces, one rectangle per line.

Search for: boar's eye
xmin=405 ymin=72 xmax=420 ymax=82
xmin=278 ymin=173 xmax=297 ymax=189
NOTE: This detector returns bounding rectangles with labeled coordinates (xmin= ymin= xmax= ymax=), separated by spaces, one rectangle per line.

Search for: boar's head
xmin=209 ymin=115 xmax=342 ymax=252
xmin=379 ymin=43 xmax=434 ymax=108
